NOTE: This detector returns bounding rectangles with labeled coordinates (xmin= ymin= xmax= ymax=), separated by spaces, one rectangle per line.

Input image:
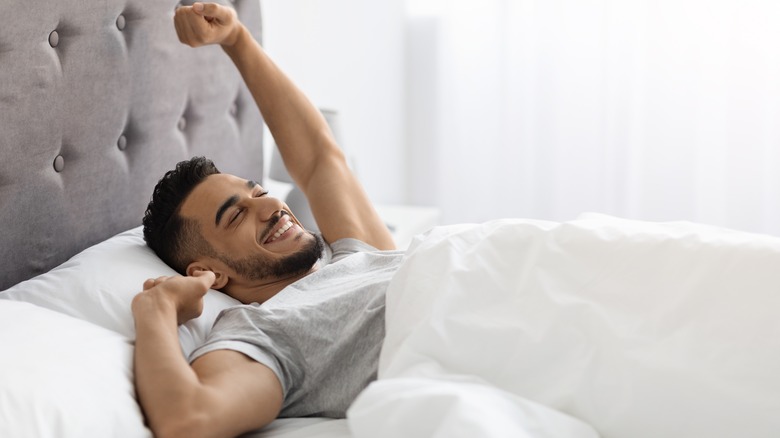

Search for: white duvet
xmin=348 ymin=214 xmax=780 ymax=438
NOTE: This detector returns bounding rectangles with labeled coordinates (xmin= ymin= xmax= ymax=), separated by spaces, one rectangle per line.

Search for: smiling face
xmin=178 ymin=173 xmax=322 ymax=291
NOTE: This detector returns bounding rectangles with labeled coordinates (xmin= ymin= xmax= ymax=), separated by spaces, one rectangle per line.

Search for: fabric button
xmin=117 ymin=135 xmax=127 ymax=151
xmin=53 ymin=155 xmax=65 ymax=172
xmin=177 ymin=117 xmax=187 ymax=131
xmin=48 ymin=30 xmax=59 ymax=48
xmin=229 ymin=102 xmax=238 ymax=116
xmin=116 ymin=15 xmax=126 ymax=31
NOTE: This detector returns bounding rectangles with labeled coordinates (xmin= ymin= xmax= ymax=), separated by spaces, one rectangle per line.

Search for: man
xmin=132 ymin=3 xmax=399 ymax=437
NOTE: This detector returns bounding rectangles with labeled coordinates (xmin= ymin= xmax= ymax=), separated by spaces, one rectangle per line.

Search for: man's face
xmin=179 ymin=173 xmax=321 ymax=284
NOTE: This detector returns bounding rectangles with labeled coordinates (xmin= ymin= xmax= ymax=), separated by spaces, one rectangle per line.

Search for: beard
xmin=217 ymin=231 xmax=325 ymax=281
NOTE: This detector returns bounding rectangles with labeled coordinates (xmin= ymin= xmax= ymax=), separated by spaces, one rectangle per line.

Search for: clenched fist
xmin=132 ymin=270 xmax=216 ymax=325
xmin=174 ymin=2 xmax=243 ymax=48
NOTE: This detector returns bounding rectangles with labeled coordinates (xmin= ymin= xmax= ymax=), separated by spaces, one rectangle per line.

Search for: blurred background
xmin=260 ymin=0 xmax=780 ymax=236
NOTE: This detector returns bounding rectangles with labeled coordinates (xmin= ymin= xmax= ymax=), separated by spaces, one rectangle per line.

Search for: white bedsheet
xmin=247 ymin=418 xmax=349 ymax=438
xmin=348 ymin=215 xmax=780 ymax=438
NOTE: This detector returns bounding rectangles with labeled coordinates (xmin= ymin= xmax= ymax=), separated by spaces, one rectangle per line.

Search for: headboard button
xmin=116 ymin=15 xmax=126 ymax=31
xmin=117 ymin=135 xmax=127 ymax=151
xmin=178 ymin=117 xmax=187 ymax=131
xmin=48 ymin=30 xmax=59 ymax=48
xmin=53 ymin=155 xmax=65 ymax=172
xmin=229 ymin=102 xmax=238 ymax=116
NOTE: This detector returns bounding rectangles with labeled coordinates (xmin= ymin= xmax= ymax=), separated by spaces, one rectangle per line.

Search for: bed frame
xmin=0 ymin=0 xmax=264 ymax=290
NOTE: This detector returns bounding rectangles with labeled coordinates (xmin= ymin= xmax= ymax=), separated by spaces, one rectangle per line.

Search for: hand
xmin=133 ymin=270 xmax=216 ymax=325
xmin=174 ymin=2 xmax=243 ymax=48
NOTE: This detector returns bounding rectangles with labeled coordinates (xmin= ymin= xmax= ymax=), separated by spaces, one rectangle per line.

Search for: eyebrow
xmin=214 ymin=180 xmax=262 ymax=227
xmin=215 ymin=195 xmax=239 ymax=227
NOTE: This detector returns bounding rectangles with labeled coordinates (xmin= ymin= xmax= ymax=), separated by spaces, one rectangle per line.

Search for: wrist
xmin=221 ymin=23 xmax=252 ymax=58
xmin=132 ymin=289 xmax=177 ymax=323
xmin=222 ymin=23 xmax=250 ymax=54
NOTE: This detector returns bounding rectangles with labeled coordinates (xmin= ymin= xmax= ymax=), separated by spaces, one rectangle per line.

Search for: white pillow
xmin=0 ymin=300 xmax=151 ymax=437
xmin=0 ymin=226 xmax=241 ymax=357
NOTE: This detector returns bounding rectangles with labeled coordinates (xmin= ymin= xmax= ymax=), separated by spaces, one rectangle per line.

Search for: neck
xmin=223 ymin=265 xmax=318 ymax=304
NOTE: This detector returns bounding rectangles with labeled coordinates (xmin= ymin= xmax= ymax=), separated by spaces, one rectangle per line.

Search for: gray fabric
xmin=0 ymin=0 xmax=263 ymax=289
xmin=189 ymin=239 xmax=406 ymax=419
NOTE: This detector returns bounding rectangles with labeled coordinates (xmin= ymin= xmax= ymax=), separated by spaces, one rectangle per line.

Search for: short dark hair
xmin=142 ymin=157 xmax=220 ymax=274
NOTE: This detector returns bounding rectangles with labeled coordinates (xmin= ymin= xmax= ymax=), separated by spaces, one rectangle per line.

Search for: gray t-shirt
xmin=189 ymin=238 xmax=405 ymax=418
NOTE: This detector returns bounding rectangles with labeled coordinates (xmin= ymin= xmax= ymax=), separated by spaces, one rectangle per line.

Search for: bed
xmin=2 ymin=1 xmax=780 ymax=437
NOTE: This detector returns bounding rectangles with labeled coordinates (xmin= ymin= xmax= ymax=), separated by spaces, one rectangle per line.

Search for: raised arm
xmin=132 ymin=273 xmax=283 ymax=438
xmin=174 ymin=3 xmax=395 ymax=249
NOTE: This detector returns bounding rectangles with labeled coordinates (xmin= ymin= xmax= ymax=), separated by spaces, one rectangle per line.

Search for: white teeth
xmin=268 ymin=221 xmax=293 ymax=243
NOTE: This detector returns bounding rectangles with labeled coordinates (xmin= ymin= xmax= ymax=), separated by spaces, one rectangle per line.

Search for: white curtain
xmin=405 ymin=0 xmax=780 ymax=236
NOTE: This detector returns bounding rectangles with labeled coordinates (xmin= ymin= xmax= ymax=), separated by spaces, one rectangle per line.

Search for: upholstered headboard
xmin=0 ymin=0 xmax=264 ymax=289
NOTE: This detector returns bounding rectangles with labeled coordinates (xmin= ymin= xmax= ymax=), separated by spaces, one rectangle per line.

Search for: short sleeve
xmin=329 ymin=238 xmax=380 ymax=263
xmin=188 ymin=306 xmax=305 ymax=396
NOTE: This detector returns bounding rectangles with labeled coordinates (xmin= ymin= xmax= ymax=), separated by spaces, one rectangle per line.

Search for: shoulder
xmin=190 ymin=305 xmax=305 ymax=396
xmin=328 ymin=237 xmax=381 ymax=263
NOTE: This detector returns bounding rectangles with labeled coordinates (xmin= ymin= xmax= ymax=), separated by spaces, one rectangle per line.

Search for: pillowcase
xmin=0 ymin=226 xmax=241 ymax=357
xmin=0 ymin=300 xmax=151 ymax=437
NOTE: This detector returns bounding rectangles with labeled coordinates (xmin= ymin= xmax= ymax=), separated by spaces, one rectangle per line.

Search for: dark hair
xmin=142 ymin=157 xmax=220 ymax=274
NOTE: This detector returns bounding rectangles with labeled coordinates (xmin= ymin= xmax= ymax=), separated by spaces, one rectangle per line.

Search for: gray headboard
xmin=0 ymin=0 xmax=264 ymax=289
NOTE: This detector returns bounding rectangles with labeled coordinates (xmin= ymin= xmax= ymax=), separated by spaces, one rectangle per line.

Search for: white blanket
xmin=348 ymin=214 xmax=780 ymax=438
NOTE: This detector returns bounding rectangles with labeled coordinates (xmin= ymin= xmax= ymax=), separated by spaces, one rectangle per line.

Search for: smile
xmin=265 ymin=218 xmax=294 ymax=244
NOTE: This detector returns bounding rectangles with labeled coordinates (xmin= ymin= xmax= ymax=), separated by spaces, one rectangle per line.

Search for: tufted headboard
xmin=0 ymin=0 xmax=264 ymax=290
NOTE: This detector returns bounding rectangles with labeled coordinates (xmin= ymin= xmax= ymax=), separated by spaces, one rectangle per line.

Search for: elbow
xmin=152 ymin=411 xmax=211 ymax=438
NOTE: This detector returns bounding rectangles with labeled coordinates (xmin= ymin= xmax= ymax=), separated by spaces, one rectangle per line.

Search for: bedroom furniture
xmin=3 ymin=0 xmax=779 ymax=437
xmin=0 ymin=0 xmax=263 ymax=291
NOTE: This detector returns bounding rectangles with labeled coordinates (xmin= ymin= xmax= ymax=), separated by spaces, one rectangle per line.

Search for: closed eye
xmin=229 ymin=208 xmax=244 ymax=226
xmin=229 ymin=191 xmax=268 ymax=226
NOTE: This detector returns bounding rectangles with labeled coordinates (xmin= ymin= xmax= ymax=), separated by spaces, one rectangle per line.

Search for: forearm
xmin=222 ymin=25 xmax=341 ymax=189
xmin=131 ymin=271 xmax=279 ymax=438
xmin=133 ymin=296 xmax=208 ymax=437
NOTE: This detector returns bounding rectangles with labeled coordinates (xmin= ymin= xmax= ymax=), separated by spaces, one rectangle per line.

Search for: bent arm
xmin=222 ymin=26 xmax=331 ymax=188
xmin=133 ymin=285 xmax=282 ymax=438
xmin=223 ymin=26 xmax=394 ymax=249
xmin=173 ymin=3 xmax=394 ymax=249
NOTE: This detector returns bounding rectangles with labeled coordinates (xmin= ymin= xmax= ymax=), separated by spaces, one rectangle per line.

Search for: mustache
xmin=261 ymin=210 xmax=291 ymax=242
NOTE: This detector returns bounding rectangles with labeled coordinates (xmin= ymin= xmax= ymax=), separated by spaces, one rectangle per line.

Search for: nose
xmin=251 ymin=194 xmax=286 ymax=222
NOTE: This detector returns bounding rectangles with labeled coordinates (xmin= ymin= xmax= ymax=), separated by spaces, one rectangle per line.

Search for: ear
xmin=186 ymin=261 xmax=229 ymax=290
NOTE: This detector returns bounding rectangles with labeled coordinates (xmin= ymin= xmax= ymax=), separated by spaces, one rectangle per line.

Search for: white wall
xmin=259 ymin=0 xmax=406 ymax=205
xmin=400 ymin=1 xmax=780 ymax=235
